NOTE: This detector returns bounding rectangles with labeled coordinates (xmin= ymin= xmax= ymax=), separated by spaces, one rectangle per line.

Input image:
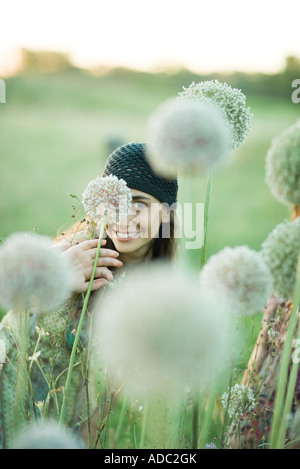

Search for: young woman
xmin=0 ymin=142 xmax=178 ymax=448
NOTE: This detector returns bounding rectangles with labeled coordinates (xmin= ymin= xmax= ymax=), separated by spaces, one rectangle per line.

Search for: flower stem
xmin=198 ymin=386 xmax=216 ymax=448
xmin=13 ymin=311 xmax=30 ymax=440
xmin=59 ymin=212 xmax=108 ymax=426
xmin=200 ymin=171 xmax=212 ymax=269
xmin=191 ymin=390 xmax=200 ymax=449
xmin=139 ymin=397 xmax=147 ymax=449
xmin=191 ymin=171 xmax=212 ymax=449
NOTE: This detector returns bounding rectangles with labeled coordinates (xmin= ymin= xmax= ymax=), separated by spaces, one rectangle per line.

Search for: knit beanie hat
xmin=103 ymin=142 xmax=178 ymax=206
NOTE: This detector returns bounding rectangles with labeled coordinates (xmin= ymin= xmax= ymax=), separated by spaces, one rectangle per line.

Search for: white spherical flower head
xmin=261 ymin=218 xmax=300 ymax=300
xmin=0 ymin=232 xmax=73 ymax=313
xmin=265 ymin=119 xmax=300 ymax=207
xmin=177 ymin=80 xmax=253 ymax=149
xmin=146 ymin=99 xmax=231 ymax=176
xmin=82 ymin=174 xmax=132 ymax=224
xmin=13 ymin=421 xmax=83 ymax=449
xmin=199 ymin=246 xmax=272 ymax=317
xmin=94 ymin=264 xmax=231 ymax=396
xmin=221 ymin=384 xmax=255 ymax=420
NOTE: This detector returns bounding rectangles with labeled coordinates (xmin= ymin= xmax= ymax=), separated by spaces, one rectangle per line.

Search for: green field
xmin=0 ymin=69 xmax=299 ymax=250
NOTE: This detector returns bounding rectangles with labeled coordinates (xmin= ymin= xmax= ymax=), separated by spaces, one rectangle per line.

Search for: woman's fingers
xmin=88 ymin=246 xmax=120 ymax=260
xmin=97 ymin=256 xmax=123 ymax=268
xmin=82 ymin=277 xmax=108 ymax=292
xmin=94 ymin=266 xmax=114 ymax=281
xmin=63 ymin=237 xmax=122 ymax=293
xmin=79 ymin=238 xmax=107 ymax=250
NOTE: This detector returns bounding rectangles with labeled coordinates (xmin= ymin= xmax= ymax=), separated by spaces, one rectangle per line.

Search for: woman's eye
xmin=132 ymin=202 xmax=147 ymax=210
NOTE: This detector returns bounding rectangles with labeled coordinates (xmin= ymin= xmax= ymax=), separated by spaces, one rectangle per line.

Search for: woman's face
xmin=106 ymin=189 xmax=168 ymax=261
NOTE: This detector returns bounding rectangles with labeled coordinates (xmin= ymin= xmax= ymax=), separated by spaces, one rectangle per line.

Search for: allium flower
xmin=261 ymin=218 xmax=300 ymax=299
xmin=82 ymin=174 xmax=132 ymax=224
xmin=221 ymin=384 xmax=255 ymax=420
xmin=13 ymin=421 xmax=83 ymax=449
xmin=177 ymin=80 xmax=253 ymax=149
xmin=146 ymin=99 xmax=231 ymax=176
xmin=0 ymin=232 xmax=73 ymax=313
xmin=94 ymin=264 xmax=231 ymax=395
xmin=199 ymin=246 xmax=272 ymax=317
xmin=265 ymin=119 xmax=300 ymax=207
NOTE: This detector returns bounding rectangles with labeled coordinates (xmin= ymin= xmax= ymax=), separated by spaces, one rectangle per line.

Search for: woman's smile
xmin=112 ymin=228 xmax=142 ymax=241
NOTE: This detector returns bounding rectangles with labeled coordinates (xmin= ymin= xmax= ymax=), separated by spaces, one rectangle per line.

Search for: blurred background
xmin=1 ymin=0 xmax=300 ymax=260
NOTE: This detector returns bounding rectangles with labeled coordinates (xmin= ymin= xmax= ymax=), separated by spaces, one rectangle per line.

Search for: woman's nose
xmin=116 ymin=215 xmax=129 ymax=230
xmin=116 ymin=208 xmax=140 ymax=230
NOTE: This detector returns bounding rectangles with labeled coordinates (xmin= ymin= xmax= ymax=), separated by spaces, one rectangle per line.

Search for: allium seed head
xmin=221 ymin=384 xmax=255 ymax=420
xmin=146 ymin=99 xmax=231 ymax=176
xmin=0 ymin=232 xmax=73 ymax=313
xmin=177 ymin=79 xmax=253 ymax=149
xmin=265 ymin=119 xmax=300 ymax=207
xmin=261 ymin=218 xmax=300 ymax=300
xmin=82 ymin=174 xmax=132 ymax=224
xmin=94 ymin=264 xmax=231 ymax=396
xmin=199 ymin=246 xmax=272 ymax=317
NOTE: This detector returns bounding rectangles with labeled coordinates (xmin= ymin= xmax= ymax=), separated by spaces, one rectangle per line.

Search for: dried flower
xmin=265 ymin=119 xmax=300 ymax=207
xmin=221 ymin=384 xmax=255 ymax=420
xmin=0 ymin=232 xmax=73 ymax=313
xmin=261 ymin=218 xmax=300 ymax=299
xmin=34 ymin=401 xmax=44 ymax=414
xmin=177 ymin=79 xmax=253 ymax=149
xmin=28 ymin=351 xmax=41 ymax=362
xmin=94 ymin=263 xmax=231 ymax=395
xmin=35 ymin=326 xmax=50 ymax=337
xmin=146 ymin=99 xmax=231 ymax=176
xmin=199 ymin=246 xmax=272 ymax=317
xmin=82 ymin=174 xmax=132 ymax=224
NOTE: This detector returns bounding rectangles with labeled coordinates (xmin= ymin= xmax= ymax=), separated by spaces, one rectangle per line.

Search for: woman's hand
xmin=60 ymin=238 xmax=123 ymax=293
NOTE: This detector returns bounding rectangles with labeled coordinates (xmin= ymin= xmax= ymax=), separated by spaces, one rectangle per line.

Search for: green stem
xmin=270 ymin=254 xmax=300 ymax=448
xmin=191 ymin=171 xmax=212 ymax=449
xmin=191 ymin=390 xmax=200 ymax=449
xmin=59 ymin=213 xmax=108 ymax=426
xmin=200 ymin=171 xmax=212 ymax=268
xmin=13 ymin=311 xmax=30 ymax=438
xmin=198 ymin=387 xmax=216 ymax=448
xmin=115 ymin=395 xmax=127 ymax=444
xmin=139 ymin=397 xmax=147 ymax=449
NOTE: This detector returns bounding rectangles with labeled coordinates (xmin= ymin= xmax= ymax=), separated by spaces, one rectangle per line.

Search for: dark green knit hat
xmin=103 ymin=142 xmax=178 ymax=206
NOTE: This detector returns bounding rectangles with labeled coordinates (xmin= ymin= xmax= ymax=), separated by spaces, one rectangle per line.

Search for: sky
xmin=0 ymin=0 xmax=299 ymax=76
